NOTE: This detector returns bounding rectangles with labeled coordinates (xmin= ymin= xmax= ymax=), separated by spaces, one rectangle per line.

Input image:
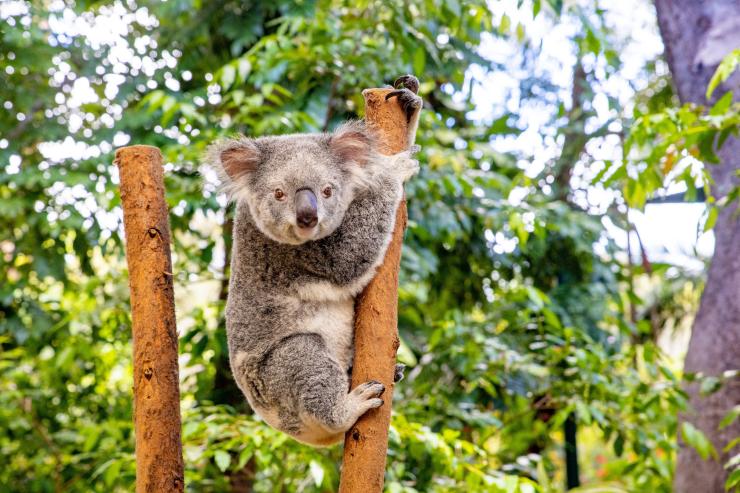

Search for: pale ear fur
xmin=204 ymin=136 xmax=262 ymax=200
xmin=328 ymin=120 xmax=377 ymax=166
xmin=328 ymin=121 xmax=388 ymax=190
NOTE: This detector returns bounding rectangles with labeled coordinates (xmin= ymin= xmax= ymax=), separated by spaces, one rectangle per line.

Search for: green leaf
xmin=726 ymin=437 xmax=740 ymax=453
xmin=221 ymin=65 xmax=236 ymax=90
xmin=237 ymin=58 xmax=252 ymax=82
xmin=104 ymin=460 xmax=122 ymax=486
xmin=413 ymin=46 xmax=426 ymax=75
xmin=710 ymin=91 xmax=733 ymax=117
xmin=568 ymin=484 xmax=628 ymax=493
xmin=546 ymin=0 xmax=564 ymax=15
xmin=542 ymin=308 xmax=562 ymax=329
xmin=214 ymin=450 xmax=231 ymax=472
xmin=499 ymin=14 xmax=511 ymax=34
xmin=706 ymin=48 xmax=740 ymax=99
xmin=726 ymin=468 xmax=740 ymax=491
xmin=613 ymin=433 xmax=625 ymax=457
xmin=720 ymin=405 xmax=740 ymax=429
xmin=704 ymin=206 xmax=719 ymax=232
xmin=445 ymin=0 xmax=461 ymax=17
xmin=576 ymin=401 xmax=592 ymax=425
xmin=681 ymin=422 xmax=719 ymax=461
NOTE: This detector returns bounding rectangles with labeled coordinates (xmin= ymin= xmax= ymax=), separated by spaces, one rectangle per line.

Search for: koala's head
xmin=207 ymin=121 xmax=377 ymax=245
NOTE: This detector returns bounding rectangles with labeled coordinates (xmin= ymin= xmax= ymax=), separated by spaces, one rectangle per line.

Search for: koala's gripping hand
xmin=386 ymin=74 xmax=423 ymax=145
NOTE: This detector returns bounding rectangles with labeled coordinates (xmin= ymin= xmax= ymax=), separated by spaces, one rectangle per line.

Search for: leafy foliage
xmin=707 ymin=49 xmax=740 ymax=100
xmin=1 ymin=0 xmax=730 ymax=492
xmin=721 ymin=407 xmax=740 ymax=492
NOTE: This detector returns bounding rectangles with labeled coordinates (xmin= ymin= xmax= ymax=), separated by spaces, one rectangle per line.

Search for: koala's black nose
xmin=295 ymin=188 xmax=318 ymax=228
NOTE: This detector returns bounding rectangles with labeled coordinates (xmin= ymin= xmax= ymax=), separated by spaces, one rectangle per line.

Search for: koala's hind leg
xmin=262 ymin=333 xmax=384 ymax=446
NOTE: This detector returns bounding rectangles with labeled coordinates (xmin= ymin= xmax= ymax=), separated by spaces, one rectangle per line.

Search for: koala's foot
xmin=299 ymin=379 xmax=384 ymax=443
xmin=394 ymin=363 xmax=406 ymax=383
xmin=347 ymin=380 xmax=385 ymax=413
xmin=386 ymin=74 xmax=422 ymax=123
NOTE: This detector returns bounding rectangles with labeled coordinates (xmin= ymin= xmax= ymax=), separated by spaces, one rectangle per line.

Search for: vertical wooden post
xmin=338 ymin=88 xmax=417 ymax=493
xmin=115 ymin=145 xmax=185 ymax=493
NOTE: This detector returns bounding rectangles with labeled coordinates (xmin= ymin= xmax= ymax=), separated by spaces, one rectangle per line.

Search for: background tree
xmin=654 ymin=1 xmax=740 ymax=491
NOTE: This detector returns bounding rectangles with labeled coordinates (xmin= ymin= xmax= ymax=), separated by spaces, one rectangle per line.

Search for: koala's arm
xmin=294 ymin=152 xmax=417 ymax=288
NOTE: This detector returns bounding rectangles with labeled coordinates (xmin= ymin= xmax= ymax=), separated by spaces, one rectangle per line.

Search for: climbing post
xmin=338 ymin=84 xmax=419 ymax=492
xmin=116 ymin=146 xmax=185 ymax=493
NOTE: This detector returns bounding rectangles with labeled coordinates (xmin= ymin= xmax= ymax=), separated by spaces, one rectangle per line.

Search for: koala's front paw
xmin=394 ymin=363 xmax=406 ymax=383
xmin=393 ymin=74 xmax=419 ymax=94
xmin=385 ymin=82 xmax=424 ymax=123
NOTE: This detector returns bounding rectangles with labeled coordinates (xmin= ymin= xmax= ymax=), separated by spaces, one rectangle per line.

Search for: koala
xmin=205 ymin=78 xmax=421 ymax=447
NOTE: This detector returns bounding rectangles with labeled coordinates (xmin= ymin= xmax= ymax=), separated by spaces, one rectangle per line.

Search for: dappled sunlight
xmin=1 ymin=0 xmax=738 ymax=491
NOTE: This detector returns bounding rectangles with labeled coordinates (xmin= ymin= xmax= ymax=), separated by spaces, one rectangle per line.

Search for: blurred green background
xmin=1 ymin=1 xmax=739 ymax=492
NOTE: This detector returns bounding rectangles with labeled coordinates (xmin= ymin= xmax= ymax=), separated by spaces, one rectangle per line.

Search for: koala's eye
xmin=274 ymin=189 xmax=286 ymax=201
xmin=322 ymin=186 xmax=332 ymax=198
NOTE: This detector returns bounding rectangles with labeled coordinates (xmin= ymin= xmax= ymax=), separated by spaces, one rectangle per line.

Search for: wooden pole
xmin=338 ymin=87 xmax=418 ymax=493
xmin=115 ymin=145 xmax=185 ymax=493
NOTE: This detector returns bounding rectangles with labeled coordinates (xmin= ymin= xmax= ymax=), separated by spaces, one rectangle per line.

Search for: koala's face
xmin=211 ymin=123 xmax=374 ymax=245
xmin=241 ymin=137 xmax=353 ymax=245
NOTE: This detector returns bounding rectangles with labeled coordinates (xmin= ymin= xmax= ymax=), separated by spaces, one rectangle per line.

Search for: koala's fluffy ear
xmin=328 ymin=121 xmax=375 ymax=166
xmin=206 ymin=137 xmax=262 ymax=182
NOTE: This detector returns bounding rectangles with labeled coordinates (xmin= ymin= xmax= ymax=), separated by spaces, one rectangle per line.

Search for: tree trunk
xmin=116 ymin=145 xmax=185 ymax=493
xmin=338 ymin=87 xmax=417 ymax=493
xmin=653 ymin=2 xmax=740 ymax=491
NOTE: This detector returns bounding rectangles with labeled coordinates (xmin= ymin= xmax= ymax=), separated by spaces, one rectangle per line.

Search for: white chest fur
xmin=302 ymin=297 xmax=355 ymax=370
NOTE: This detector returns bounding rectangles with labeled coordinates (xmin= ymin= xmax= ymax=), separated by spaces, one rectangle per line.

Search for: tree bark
xmin=338 ymin=88 xmax=417 ymax=493
xmin=116 ymin=145 xmax=185 ymax=493
xmin=653 ymin=2 xmax=740 ymax=491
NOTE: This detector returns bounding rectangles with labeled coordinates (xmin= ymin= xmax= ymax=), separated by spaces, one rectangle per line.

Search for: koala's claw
xmin=353 ymin=380 xmax=385 ymax=400
xmin=393 ymin=74 xmax=419 ymax=94
xmin=386 ymin=88 xmax=423 ymax=123
xmin=386 ymin=75 xmax=421 ymax=123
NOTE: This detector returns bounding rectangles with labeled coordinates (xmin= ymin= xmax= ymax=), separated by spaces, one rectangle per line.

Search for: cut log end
xmin=362 ymin=88 xmax=412 ymax=154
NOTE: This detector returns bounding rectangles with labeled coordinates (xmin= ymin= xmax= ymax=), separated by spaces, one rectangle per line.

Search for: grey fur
xmin=205 ymin=118 xmax=419 ymax=447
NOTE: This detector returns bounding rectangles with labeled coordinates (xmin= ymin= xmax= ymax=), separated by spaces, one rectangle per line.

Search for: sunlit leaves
xmin=598 ymin=101 xmax=740 ymax=210
xmin=681 ymin=422 xmax=718 ymax=461
xmin=706 ymin=49 xmax=740 ymax=100
xmin=0 ymin=0 xmax=703 ymax=491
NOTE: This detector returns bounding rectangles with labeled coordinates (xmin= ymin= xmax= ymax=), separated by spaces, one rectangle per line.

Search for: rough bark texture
xmin=116 ymin=145 xmax=185 ymax=493
xmin=653 ymin=2 xmax=740 ymax=491
xmin=338 ymin=88 xmax=416 ymax=493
